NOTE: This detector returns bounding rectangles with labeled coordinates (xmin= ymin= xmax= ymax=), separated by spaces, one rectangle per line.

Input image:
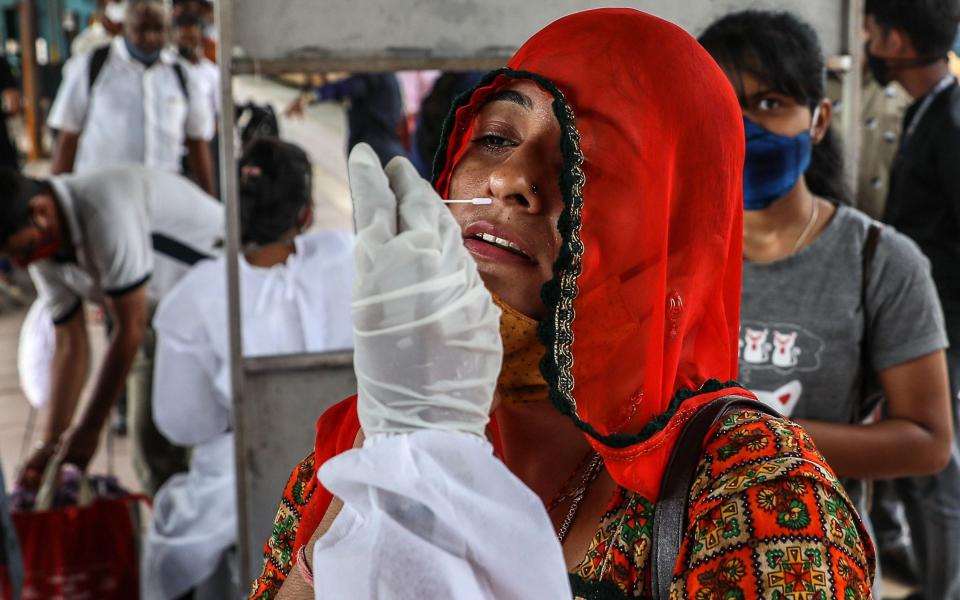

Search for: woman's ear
xmin=811 ymin=98 xmax=832 ymax=145
xmin=886 ymin=28 xmax=912 ymax=59
xmin=28 ymin=192 xmax=56 ymax=231
xmin=298 ymin=203 xmax=314 ymax=232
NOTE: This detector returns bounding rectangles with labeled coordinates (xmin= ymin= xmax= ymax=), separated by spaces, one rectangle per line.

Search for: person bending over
xmin=0 ymin=167 xmax=222 ymax=496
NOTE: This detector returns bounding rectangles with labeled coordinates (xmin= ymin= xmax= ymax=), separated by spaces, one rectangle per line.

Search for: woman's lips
xmin=463 ymin=222 xmax=536 ymax=265
xmin=464 ymin=238 xmax=534 ymax=264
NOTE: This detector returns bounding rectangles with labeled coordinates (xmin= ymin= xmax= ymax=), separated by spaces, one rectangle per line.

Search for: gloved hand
xmin=348 ymin=143 xmax=502 ymax=438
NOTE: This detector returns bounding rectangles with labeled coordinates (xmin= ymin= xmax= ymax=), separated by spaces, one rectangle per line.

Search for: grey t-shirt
xmin=739 ymin=204 xmax=947 ymax=425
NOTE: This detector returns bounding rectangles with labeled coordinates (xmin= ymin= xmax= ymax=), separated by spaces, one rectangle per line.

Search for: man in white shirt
xmin=173 ymin=10 xmax=219 ymax=193
xmin=173 ymin=10 xmax=218 ymax=120
xmin=69 ymin=0 xmax=126 ymax=57
xmin=48 ymin=0 xmax=216 ymax=195
xmin=0 ymin=166 xmax=223 ymax=495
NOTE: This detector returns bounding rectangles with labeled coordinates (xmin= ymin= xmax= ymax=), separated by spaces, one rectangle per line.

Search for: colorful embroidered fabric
xmin=250 ymin=407 xmax=874 ymax=599
xmin=571 ymin=409 xmax=875 ymax=599
xmin=248 ymin=452 xmax=318 ymax=599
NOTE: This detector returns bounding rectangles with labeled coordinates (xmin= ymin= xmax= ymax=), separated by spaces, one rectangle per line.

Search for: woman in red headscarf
xmin=251 ymin=9 xmax=874 ymax=599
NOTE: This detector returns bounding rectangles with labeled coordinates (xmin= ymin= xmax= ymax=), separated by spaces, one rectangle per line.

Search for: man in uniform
xmin=0 ymin=167 xmax=223 ymax=496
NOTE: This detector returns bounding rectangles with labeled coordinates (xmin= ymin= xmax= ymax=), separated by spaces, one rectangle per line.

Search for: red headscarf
xmin=434 ymin=8 xmax=751 ymax=500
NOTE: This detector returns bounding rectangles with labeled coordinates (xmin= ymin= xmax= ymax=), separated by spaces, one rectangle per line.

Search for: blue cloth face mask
xmin=742 ymin=107 xmax=818 ymax=211
xmin=124 ymin=37 xmax=161 ymax=66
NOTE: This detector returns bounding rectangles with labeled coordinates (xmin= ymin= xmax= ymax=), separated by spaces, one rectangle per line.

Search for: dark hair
xmin=416 ymin=72 xmax=485 ymax=175
xmin=173 ymin=11 xmax=202 ymax=29
xmin=238 ymin=138 xmax=312 ymax=246
xmin=866 ymin=0 xmax=960 ymax=56
xmin=128 ymin=0 xmax=164 ymax=13
xmin=0 ymin=168 xmax=44 ymax=247
xmin=699 ymin=10 xmax=849 ymax=204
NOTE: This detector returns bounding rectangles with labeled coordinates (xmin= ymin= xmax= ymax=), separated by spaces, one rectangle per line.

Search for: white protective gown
xmin=142 ymin=231 xmax=354 ymax=600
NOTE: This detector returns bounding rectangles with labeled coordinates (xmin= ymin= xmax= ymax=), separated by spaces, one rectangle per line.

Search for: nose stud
xmin=531 ymin=183 xmax=539 ymax=195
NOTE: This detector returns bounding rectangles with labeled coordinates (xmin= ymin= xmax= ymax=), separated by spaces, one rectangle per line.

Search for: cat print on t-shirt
xmin=738 ymin=321 xmax=826 ymax=417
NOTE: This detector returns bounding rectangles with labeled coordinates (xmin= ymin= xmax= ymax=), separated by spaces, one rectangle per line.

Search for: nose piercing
xmin=531 ymin=183 xmax=539 ymax=195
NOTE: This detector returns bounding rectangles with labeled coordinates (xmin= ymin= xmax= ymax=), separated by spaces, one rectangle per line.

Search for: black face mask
xmin=865 ymin=43 xmax=893 ymax=86
xmin=865 ymin=42 xmax=944 ymax=87
xmin=178 ymin=45 xmax=198 ymax=61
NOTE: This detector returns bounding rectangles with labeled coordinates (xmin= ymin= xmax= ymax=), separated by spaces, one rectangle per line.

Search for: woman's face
xmin=447 ymin=80 xmax=564 ymax=320
xmin=729 ymin=69 xmax=826 ymax=138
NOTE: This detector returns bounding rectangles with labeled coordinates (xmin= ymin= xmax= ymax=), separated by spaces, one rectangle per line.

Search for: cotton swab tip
xmin=442 ymin=198 xmax=493 ymax=205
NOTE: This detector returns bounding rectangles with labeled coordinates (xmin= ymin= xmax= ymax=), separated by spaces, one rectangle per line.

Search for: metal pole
xmin=18 ymin=0 xmax=43 ymax=160
xmin=216 ymin=0 xmax=253 ymax=589
xmin=842 ymin=0 xmax=864 ymax=200
xmin=46 ymin=0 xmax=59 ymax=64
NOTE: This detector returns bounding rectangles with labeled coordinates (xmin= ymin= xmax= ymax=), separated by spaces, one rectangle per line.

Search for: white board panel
xmin=231 ymin=0 xmax=851 ymax=68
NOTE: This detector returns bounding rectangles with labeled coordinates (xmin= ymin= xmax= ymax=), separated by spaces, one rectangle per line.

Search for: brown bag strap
xmin=857 ymin=222 xmax=884 ymax=421
xmin=651 ymin=395 xmax=780 ymax=600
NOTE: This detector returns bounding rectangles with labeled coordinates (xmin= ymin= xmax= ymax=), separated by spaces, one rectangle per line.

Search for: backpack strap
xmin=651 ymin=395 xmax=781 ymax=600
xmin=87 ymin=44 xmax=111 ymax=93
xmin=172 ymin=62 xmax=190 ymax=100
xmin=88 ymin=43 xmax=190 ymax=101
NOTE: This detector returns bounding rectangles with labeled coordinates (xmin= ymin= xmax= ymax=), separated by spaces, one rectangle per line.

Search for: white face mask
xmin=104 ymin=1 xmax=128 ymax=24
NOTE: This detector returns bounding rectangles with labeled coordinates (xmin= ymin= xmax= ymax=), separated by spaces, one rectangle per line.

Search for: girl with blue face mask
xmin=702 ymin=11 xmax=839 ymax=261
xmin=701 ymin=11 xmax=956 ymax=597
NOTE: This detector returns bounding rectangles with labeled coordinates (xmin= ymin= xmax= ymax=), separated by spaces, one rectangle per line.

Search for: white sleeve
xmin=209 ymin=67 xmax=221 ymax=116
xmin=47 ymin=54 xmax=90 ymax=134
xmin=87 ymin=188 xmax=153 ymax=296
xmin=28 ymin=262 xmax=83 ymax=325
xmin=313 ymin=430 xmax=572 ymax=600
xmin=184 ymin=66 xmax=214 ymax=141
xmin=152 ymin=276 xmax=229 ymax=446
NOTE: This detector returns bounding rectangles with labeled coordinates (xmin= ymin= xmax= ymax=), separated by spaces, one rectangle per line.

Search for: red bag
xmin=5 ymin=494 xmax=145 ymax=599
xmin=1 ymin=455 xmax=149 ymax=600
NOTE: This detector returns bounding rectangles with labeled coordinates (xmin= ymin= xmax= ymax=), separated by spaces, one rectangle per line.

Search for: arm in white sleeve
xmin=151 ymin=332 xmax=229 ymax=446
xmin=152 ymin=275 xmax=229 ymax=447
xmin=184 ymin=66 xmax=215 ymax=141
xmin=47 ymin=54 xmax=89 ymax=133
xmin=314 ymin=431 xmax=572 ymax=600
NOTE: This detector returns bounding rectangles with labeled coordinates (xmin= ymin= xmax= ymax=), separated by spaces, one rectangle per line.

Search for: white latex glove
xmin=348 ymin=143 xmax=502 ymax=438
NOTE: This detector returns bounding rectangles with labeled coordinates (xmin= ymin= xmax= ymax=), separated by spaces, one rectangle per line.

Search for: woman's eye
xmin=474 ymin=134 xmax=518 ymax=151
xmin=758 ymin=98 xmax=782 ymax=111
